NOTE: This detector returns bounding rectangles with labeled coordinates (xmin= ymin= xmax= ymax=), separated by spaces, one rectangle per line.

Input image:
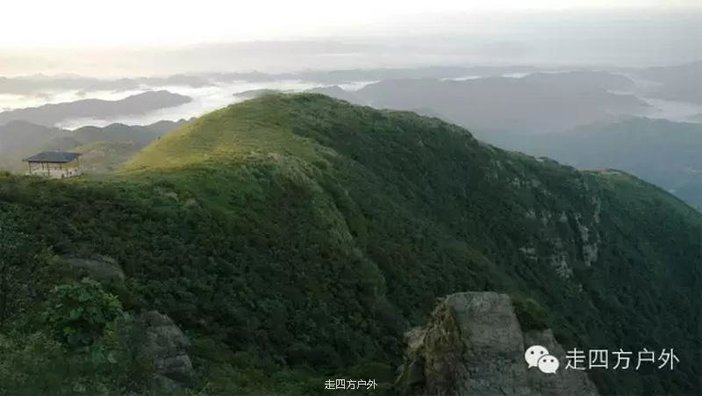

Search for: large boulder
xmin=396 ymin=292 xmax=599 ymax=396
xmin=139 ymin=311 xmax=194 ymax=389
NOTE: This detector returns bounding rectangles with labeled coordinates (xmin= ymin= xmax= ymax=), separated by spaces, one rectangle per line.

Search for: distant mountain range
xmin=1 ymin=61 xmax=700 ymax=104
xmin=0 ymin=75 xmax=211 ymax=95
xmin=309 ymin=71 xmax=649 ymax=133
xmin=0 ymin=119 xmax=188 ymax=173
xmin=0 ymin=66 xmax=547 ymax=96
xmin=635 ymin=61 xmax=702 ymax=104
xmin=0 ymin=91 xmax=191 ymax=126
xmin=210 ymin=65 xmax=546 ymax=84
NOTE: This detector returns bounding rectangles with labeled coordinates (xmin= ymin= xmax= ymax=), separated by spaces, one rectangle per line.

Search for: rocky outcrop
xmin=524 ymin=329 xmax=599 ymax=396
xmin=139 ymin=311 xmax=194 ymax=390
xmin=63 ymin=255 xmax=125 ymax=282
xmin=396 ymin=292 xmax=599 ymax=396
xmin=61 ymin=257 xmax=193 ymax=390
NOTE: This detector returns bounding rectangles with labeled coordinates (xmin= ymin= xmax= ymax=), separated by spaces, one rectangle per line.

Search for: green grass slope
xmin=1 ymin=94 xmax=700 ymax=395
xmin=73 ymin=141 xmax=144 ymax=173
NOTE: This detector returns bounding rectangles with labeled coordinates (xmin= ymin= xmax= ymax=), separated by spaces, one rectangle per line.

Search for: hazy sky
xmin=1 ymin=0 xmax=699 ymax=47
xmin=0 ymin=0 xmax=700 ymax=76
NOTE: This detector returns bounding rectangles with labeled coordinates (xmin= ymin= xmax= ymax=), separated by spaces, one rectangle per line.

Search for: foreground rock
xmin=396 ymin=292 xmax=599 ymax=396
xmin=524 ymin=329 xmax=600 ymax=396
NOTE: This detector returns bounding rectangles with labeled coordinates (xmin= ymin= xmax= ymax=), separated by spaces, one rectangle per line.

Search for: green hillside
xmin=0 ymin=94 xmax=700 ymax=395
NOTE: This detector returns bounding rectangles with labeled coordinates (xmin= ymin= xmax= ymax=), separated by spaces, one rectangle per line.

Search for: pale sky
xmin=1 ymin=0 xmax=699 ymax=48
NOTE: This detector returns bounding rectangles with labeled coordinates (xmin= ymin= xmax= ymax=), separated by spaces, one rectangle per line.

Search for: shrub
xmin=43 ymin=278 xmax=124 ymax=348
xmin=511 ymin=296 xmax=549 ymax=331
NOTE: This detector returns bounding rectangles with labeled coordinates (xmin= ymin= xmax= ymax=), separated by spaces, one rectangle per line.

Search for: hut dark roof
xmin=23 ymin=151 xmax=81 ymax=163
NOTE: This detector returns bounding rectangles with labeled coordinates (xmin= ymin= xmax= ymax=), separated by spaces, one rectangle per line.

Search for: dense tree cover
xmin=0 ymin=94 xmax=700 ymax=394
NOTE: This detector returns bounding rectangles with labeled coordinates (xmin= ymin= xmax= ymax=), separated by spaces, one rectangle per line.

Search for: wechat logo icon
xmin=525 ymin=345 xmax=559 ymax=374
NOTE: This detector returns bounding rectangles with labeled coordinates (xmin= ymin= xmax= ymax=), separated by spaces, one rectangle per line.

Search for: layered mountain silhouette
xmin=0 ymin=90 xmax=191 ymax=126
xmin=310 ymin=71 xmax=649 ymax=133
xmin=636 ymin=61 xmax=702 ymax=104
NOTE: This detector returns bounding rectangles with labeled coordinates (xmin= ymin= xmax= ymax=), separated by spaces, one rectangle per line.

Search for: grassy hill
xmin=0 ymin=94 xmax=700 ymax=395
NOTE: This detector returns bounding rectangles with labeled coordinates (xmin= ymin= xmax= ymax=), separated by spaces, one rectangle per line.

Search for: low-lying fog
xmin=2 ymin=71 xmax=699 ymax=131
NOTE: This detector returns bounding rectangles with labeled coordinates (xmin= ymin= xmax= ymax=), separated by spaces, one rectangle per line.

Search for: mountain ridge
xmin=0 ymin=93 xmax=699 ymax=395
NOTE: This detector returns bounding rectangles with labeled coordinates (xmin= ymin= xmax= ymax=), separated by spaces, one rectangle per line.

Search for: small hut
xmin=23 ymin=151 xmax=82 ymax=179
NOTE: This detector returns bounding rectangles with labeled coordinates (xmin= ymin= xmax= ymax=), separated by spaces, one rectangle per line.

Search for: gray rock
xmin=140 ymin=311 xmax=193 ymax=386
xmin=397 ymin=292 xmax=531 ymax=395
xmin=524 ymin=330 xmax=599 ymax=396
xmin=396 ymin=292 xmax=599 ymax=396
xmin=64 ymin=255 xmax=125 ymax=282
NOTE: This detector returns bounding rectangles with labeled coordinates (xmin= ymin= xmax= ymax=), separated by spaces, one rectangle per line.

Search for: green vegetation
xmin=43 ymin=279 xmax=124 ymax=348
xmin=511 ymin=295 xmax=549 ymax=331
xmin=73 ymin=141 xmax=143 ymax=173
xmin=0 ymin=94 xmax=700 ymax=395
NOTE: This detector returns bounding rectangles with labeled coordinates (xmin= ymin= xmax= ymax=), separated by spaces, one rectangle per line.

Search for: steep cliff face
xmin=396 ymin=292 xmax=599 ymax=396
